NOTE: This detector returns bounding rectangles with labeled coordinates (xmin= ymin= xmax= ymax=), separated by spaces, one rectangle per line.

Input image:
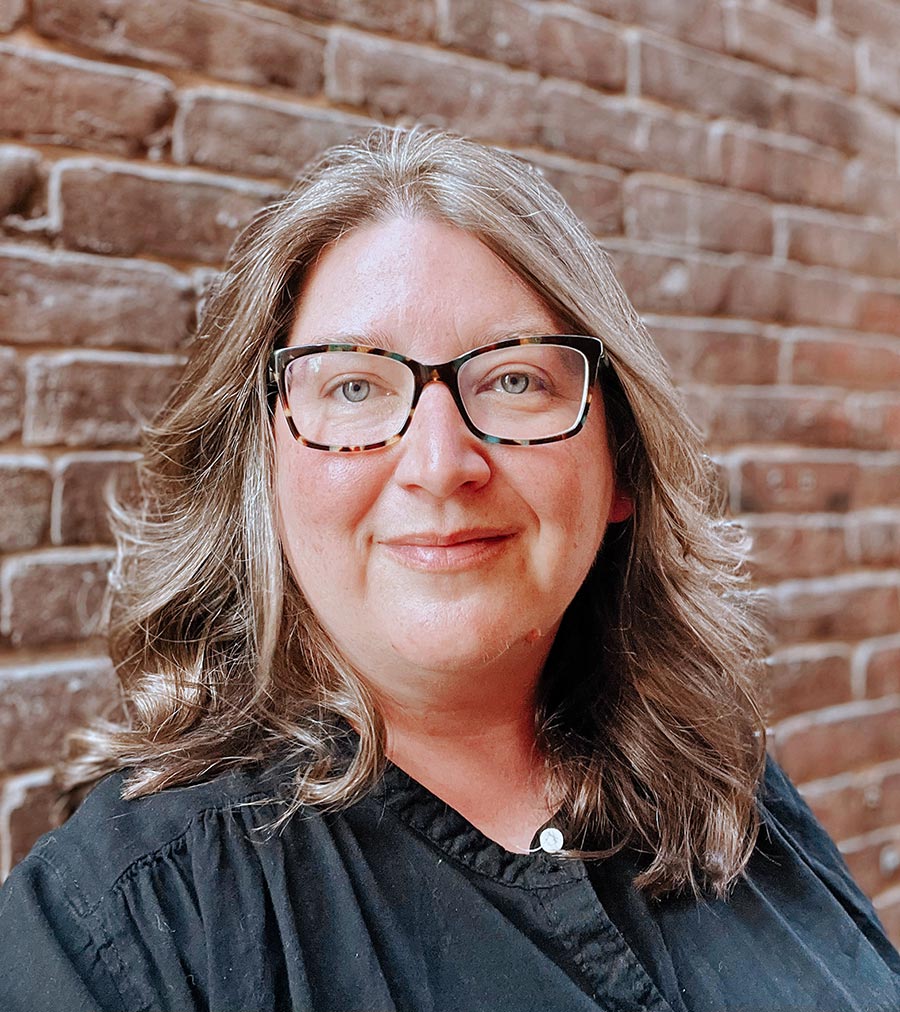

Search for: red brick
xmin=33 ymin=0 xmax=324 ymax=95
xmin=737 ymin=457 xmax=859 ymax=513
xmin=437 ymin=0 xmax=540 ymax=67
xmin=786 ymin=84 xmax=896 ymax=166
xmin=745 ymin=518 xmax=848 ymax=581
xmin=440 ymin=0 xmax=629 ymax=91
xmin=0 ymin=346 xmax=22 ymax=442
xmin=714 ymin=125 xmax=846 ymax=209
xmin=843 ymin=163 xmax=900 ymax=222
xmin=716 ymin=263 xmax=865 ymax=331
xmin=0 ymin=657 xmax=116 ymax=772
xmin=690 ymin=387 xmax=857 ymax=450
xmin=0 ymin=246 xmax=194 ymax=351
xmin=570 ymin=0 xmax=725 ymax=50
xmin=0 ymin=456 xmax=51 ymax=551
xmin=842 ymin=830 xmax=900 ymax=897
xmin=778 ymin=267 xmax=861 ymax=330
xmin=720 ymin=261 xmax=792 ymax=324
xmin=567 ymin=0 xmax=632 ymax=15
xmin=0 ymin=0 xmax=26 ymax=32
xmin=859 ymin=40 xmax=900 ymax=113
xmin=764 ymin=646 xmax=854 ymax=720
xmin=0 ymin=44 xmax=173 ymax=156
xmin=691 ymin=189 xmax=774 ymax=255
xmin=525 ymin=153 xmax=622 ymax=235
xmin=52 ymin=452 xmax=140 ymax=546
xmin=1 ymin=549 xmax=112 ymax=648
xmin=639 ymin=34 xmax=786 ymax=128
xmin=635 ymin=0 xmax=725 ymax=48
xmin=624 ymin=175 xmax=772 ymax=254
xmin=540 ymin=81 xmax=711 ymax=176
xmin=724 ymin=5 xmax=855 ymax=90
xmin=778 ymin=209 xmax=900 ymax=278
xmin=832 ymin=0 xmax=900 ymax=44
xmin=846 ymin=394 xmax=900 ymax=452
xmin=534 ymin=8 xmax=627 ymax=91
xmin=774 ymin=0 xmax=817 ymax=16
xmin=851 ymin=519 xmax=900 ymax=569
xmin=3 ymin=772 xmax=59 ymax=874
xmin=0 ymin=145 xmax=39 ymax=217
xmin=603 ymin=242 xmax=731 ymax=316
xmin=173 ymin=90 xmax=368 ymax=180
xmin=646 ymin=318 xmax=778 ymax=385
xmin=789 ymin=332 xmax=900 ymax=389
xmin=745 ymin=266 xmax=863 ymax=333
xmin=771 ymin=578 xmax=900 ymax=644
xmin=854 ymin=461 xmax=900 ymax=509
xmin=55 ymin=160 xmax=274 ymax=265
xmin=866 ymin=643 xmax=900 ymax=697
xmin=326 ymin=28 xmax=541 ymax=147
xmin=24 ymin=351 xmax=182 ymax=448
xmin=803 ymin=763 xmax=900 ymax=839
xmin=625 ymin=179 xmax=692 ymax=247
xmin=263 ymin=0 xmax=434 ymax=38
xmin=858 ymin=288 xmax=900 ymax=338
xmin=775 ymin=699 xmax=900 ymax=781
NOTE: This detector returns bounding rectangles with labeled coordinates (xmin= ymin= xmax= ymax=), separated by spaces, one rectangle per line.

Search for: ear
xmin=607 ymin=488 xmax=634 ymax=523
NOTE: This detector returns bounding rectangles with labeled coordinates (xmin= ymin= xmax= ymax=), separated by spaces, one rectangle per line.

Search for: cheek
xmin=544 ymin=426 xmax=615 ymax=543
xmin=273 ymin=428 xmax=386 ymax=573
xmin=514 ymin=455 xmax=611 ymax=607
xmin=557 ymin=476 xmax=612 ymax=565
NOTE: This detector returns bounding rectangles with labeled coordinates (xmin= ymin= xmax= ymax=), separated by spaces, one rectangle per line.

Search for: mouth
xmin=379 ymin=529 xmax=516 ymax=571
xmin=384 ymin=528 xmax=514 ymax=547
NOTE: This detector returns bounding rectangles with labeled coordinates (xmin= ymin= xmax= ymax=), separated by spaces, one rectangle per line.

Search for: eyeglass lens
xmin=283 ymin=344 xmax=590 ymax=446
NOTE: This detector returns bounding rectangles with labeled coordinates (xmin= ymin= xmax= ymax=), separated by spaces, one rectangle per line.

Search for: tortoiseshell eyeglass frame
xmin=268 ymin=334 xmax=609 ymax=453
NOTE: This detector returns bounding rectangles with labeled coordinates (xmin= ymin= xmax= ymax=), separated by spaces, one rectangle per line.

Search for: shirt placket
xmin=531 ymin=864 xmax=676 ymax=1012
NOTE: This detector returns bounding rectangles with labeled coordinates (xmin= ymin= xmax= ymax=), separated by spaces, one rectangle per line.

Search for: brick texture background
xmin=1 ymin=0 xmax=899 ymax=939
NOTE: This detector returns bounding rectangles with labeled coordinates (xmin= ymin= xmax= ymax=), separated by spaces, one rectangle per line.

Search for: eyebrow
xmin=300 ymin=324 xmax=564 ymax=353
xmin=480 ymin=325 xmax=564 ymax=343
xmin=300 ymin=330 xmax=394 ymax=350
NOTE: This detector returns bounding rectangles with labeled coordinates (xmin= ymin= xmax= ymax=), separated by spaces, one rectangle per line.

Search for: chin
xmin=386 ymin=614 xmax=544 ymax=676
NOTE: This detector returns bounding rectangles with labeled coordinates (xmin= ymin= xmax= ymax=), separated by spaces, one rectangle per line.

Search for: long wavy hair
xmin=66 ymin=126 xmax=766 ymax=898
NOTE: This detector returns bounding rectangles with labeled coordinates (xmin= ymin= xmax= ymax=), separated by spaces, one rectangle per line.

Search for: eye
xmin=499 ymin=372 xmax=532 ymax=394
xmin=340 ymin=379 xmax=370 ymax=402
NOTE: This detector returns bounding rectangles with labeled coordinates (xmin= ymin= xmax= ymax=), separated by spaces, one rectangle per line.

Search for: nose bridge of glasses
xmin=407 ymin=357 xmax=466 ymax=407
xmin=401 ymin=360 xmax=478 ymax=443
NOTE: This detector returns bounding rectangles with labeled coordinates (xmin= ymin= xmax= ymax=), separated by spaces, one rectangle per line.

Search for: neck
xmin=367 ymin=643 xmax=557 ymax=852
xmin=368 ymin=632 xmax=553 ymax=766
xmin=381 ymin=681 xmax=541 ymax=768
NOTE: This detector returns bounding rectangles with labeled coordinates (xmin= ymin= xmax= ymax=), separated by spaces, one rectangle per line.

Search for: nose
xmin=392 ymin=381 xmax=492 ymax=498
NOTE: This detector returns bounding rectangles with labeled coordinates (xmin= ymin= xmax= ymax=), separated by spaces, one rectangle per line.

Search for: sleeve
xmin=760 ymin=755 xmax=900 ymax=976
xmin=0 ymin=852 xmax=130 ymax=1012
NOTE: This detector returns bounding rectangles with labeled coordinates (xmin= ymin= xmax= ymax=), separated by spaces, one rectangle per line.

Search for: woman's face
xmin=273 ymin=217 xmax=629 ymax=692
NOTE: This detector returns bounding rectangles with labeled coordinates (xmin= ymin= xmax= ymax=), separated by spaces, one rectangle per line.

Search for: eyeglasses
xmin=268 ymin=335 xmax=609 ymax=452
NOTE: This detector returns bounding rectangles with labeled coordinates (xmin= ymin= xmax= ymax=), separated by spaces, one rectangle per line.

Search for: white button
xmin=539 ymin=827 xmax=564 ymax=853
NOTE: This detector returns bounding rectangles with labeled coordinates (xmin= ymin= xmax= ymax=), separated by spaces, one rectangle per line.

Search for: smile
xmin=379 ymin=530 xmax=516 ymax=572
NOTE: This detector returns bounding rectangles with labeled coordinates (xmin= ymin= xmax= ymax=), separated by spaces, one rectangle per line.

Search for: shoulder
xmin=21 ymin=760 xmax=295 ymax=913
xmin=0 ymin=758 xmax=327 ymax=1011
xmin=756 ymin=754 xmax=900 ymax=973
xmin=758 ymin=754 xmax=849 ymax=869
xmin=757 ymin=754 xmax=860 ymax=887
xmin=4 ymin=756 xmax=311 ymax=935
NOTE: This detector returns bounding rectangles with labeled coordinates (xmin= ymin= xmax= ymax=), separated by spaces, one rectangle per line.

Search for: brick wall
xmin=1 ymin=0 xmax=899 ymax=937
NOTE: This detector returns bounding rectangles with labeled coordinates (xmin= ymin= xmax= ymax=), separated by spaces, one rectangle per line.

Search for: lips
xmin=382 ymin=528 xmax=514 ymax=547
xmin=378 ymin=528 xmax=516 ymax=571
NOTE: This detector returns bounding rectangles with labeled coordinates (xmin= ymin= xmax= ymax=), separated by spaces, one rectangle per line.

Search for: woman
xmin=1 ymin=126 xmax=897 ymax=1011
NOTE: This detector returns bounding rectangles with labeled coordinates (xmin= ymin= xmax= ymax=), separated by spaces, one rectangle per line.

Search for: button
xmin=538 ymin=827 xmax=564 ymax=853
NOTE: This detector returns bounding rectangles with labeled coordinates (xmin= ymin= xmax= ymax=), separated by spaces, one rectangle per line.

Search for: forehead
xmin=287 ymin=217 xmax=560 ymax=361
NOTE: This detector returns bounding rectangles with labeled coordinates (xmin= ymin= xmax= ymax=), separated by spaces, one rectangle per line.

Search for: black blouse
xmin=1 ymin=754 xmax=898 ymax=1012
